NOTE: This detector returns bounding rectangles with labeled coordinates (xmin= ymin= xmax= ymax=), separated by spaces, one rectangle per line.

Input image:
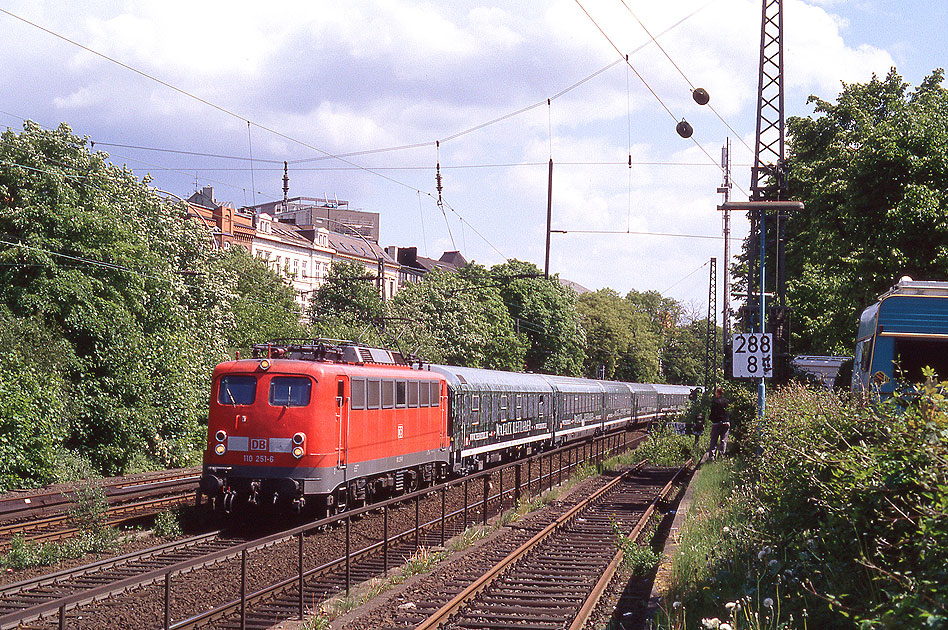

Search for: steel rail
xmin=568 ymin=459 xmax=692 ymax=630
xmin=413 ymin=460 xmax=650 ymax=630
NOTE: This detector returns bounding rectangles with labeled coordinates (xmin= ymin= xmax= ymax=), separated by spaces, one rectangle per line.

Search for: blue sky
xmin=0 ymin=0 xmax=939 ymax=314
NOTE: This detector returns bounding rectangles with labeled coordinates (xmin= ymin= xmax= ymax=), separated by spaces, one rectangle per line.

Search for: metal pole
xmin=759 ymin=211 xmax=766 ymax=419
xmin=383 ymin=505 xmax=389 ymax=574
xmin=298 ymin=533 xmax=304 ymax=620
xmin=544 ymin=157 xmax=553 ymax=278
xmin=345 ymin=516 xmax=351 ymax=595
xmin=482 ymin=474 xmax=489 ymax=527
xmin=240 ymin=549 xmax=247 ymax=630
xmin=164 ymin=571 xmax=171 ymax=630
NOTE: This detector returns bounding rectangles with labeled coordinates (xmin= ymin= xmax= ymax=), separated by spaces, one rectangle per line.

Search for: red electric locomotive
xmin=200 ymin=341 xmax=448 ymax=514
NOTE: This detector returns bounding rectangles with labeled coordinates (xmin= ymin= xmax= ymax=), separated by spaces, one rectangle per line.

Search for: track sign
xmin=732 ymin=333 xmax=774 ymax=379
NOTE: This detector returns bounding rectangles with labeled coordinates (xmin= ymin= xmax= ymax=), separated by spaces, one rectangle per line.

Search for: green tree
xmin=576 ymin=289 xmax=660 ymax=381
xmin=309 ymin=260 xmax=384 ymax=343
xmin=0 ymin=122 xmax=229 ymax=478
xmin=214 ymin=246 xmax=308 ymax=351
xmin=785 ymin=68 xmax=948 ymax=354
xmin=389 ymin=265 xmax=527 ymax=370
xmin=490 ymin=259 xmax=585 ymax=375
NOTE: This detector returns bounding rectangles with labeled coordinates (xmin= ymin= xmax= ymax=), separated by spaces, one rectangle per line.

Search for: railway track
xmin=0 ymin=468 xmax=201 ymax=547
xmin=0 ymin=429 xmax=648 ymax=629
xmin=0 ymin=531 xmax=233 ymax=627
xmin=374 ymin=461 xmax=688 ymax=630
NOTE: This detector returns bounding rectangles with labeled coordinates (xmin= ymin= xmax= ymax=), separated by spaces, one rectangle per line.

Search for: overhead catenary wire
xmin=615 ymin=0 xmax=755 ymax=156
xmin=0 ymin=3 xmax=745 ymax=296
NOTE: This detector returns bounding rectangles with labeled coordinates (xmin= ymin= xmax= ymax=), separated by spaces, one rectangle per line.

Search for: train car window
xmin=408 ymin=380 xmax=419 ymax=407
xmin=351 ymin=379 xmax=366 ymax=410
xmin=472 ymin=394 xmax=480 ymax=412
xmin=396 ymin=381 xmax=407 ymax=408
xmin=499 ymin=394 xmax=508 ymax=420
xmin=367 ymin=379 xmax=381 ymax=409
xmin=218 ymin=375 xmax=256 ymax=405
xmin=269 ymin=377 xmax=311 ymax=407
xmin=382 ymin=380 xmax=395 ymax=409
xmin=430 ymin=382 xmax=440 ymax=406
xmin=515 ymin=394 xmax=522 ymax=419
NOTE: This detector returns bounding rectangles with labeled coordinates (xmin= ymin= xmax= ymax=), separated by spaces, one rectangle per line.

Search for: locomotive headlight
xmin=215 ymin=430 xmax=227 ymax=442
xmin=292 ymin=432 xmax=306 ymax=445
xmin=214 ymin=443 xmax=227 ymax=456
xmin=292 ymin=446 xmax=304 ymax=459
xmin=259 ymin=359 xmax=271 ymax=371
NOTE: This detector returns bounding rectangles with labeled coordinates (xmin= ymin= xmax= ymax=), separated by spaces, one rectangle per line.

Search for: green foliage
xmin=214 ymin=245 xmax=308 ymax=351
xmin=614 ymin=519 xmax=662 ymax=577
xmin=785 ymin=68 xmax=948 ymax=354
xmin=490 ymin=259 xmax=586 ymax=375
xmin=0 ymin=122 xmax=230 ymax=478
xmin=635 ymin=425 xmax=703 ymax=467
xmin=577 ymin=288 xmax=661 ymax=381
xmin=0 ymin=311 xmax=70 ymax=490
xmin=309 ymin=260 xmax=384 ymax=343
xmin=153 ymin=507 xmax=184 ymax=539
xmin=389 ymin=265 xmax=527 ymax=370
xmin=670 ymin=383 xmax=948 ymax=628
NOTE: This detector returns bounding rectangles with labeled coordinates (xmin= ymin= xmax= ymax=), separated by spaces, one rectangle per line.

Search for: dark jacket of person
xmin=710 ymin=395 xmax=729 ymax=424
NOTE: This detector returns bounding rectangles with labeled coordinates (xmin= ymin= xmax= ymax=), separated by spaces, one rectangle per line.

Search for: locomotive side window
xmin=408 ymin=380 xmax=419 ymax=407
xmin=351 ymin=379 xmax=366 ymax=410
xmin=420 ymin=381 xmax=430 ymax=406
xmin=429 ymin=382 xmax=440 ymax=407
xmin=269 ymin=377 xmax=312 ymax=407
xmin=218 ymin=375 xmax=256 ymax=405
xmin=396 ymin=381 xmax=407 ymax=408
xmin=382 ymin=380 xmax=395 ymax=409
xmin=367 ymin=379 xmax=381 ymax=409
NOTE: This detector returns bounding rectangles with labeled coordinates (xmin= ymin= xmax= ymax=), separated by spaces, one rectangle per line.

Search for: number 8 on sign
xmin=731 ymin=333 xmax=774 ymax=379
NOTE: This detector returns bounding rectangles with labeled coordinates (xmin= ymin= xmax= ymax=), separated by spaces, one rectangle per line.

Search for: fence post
xmin=164 ymin=571 xmax=171 ymax=630
xmin=240 ymin=549 xmax=247 ymax=630
xmin=298 ymin=533 xmax=304 ymax=620
xmin=482 ymin=474 xmax=489 ymax=527
xmin=345 ymin=516 xmax=351 ymax=596
xmin=383 ymin=504 xmax=389 ymax=575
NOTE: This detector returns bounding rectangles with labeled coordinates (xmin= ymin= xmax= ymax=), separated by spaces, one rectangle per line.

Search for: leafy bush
xmin=666 ymin=382 xmax=948 ymax=628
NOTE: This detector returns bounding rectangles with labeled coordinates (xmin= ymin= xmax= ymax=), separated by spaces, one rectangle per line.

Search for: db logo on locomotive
xmin=250 ymin=438 xmax=268 ymax=451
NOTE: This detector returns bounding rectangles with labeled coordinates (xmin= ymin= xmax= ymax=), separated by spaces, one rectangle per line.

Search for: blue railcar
xmin=853 ymin=279 xmax=948 ymax=395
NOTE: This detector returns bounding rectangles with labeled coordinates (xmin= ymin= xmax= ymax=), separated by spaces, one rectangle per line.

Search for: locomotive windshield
xmin=269 ymin=376 xmax=312 ymax=407
xmin=218 ymin=375 xmax=257 ymax=405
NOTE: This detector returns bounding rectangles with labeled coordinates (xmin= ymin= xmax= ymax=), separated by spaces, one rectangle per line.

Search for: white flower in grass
xmin=722 ymin=526 xmax=731 ymax=535
xmin=702 ymin=618 xmax=721 ymax=629
xmin=720 ymin=624 xmax=733 ymax=630
xmin=724 ymin=602 xmax=737 ymax=610
xmin=673 ymin=601 xmax=682 ymax=609
xmin=763 ymin=597 xmax=774 ymax=609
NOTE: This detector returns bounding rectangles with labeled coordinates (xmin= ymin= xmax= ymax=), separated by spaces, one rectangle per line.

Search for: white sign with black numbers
xmin=732 ymin=333 xmax=774 ymax=378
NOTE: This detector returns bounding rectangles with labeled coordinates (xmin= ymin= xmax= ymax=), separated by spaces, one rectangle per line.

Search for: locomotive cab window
xmin=269 ymin=377 xmax=311 ymax=407
xmin=218 ymin=375 xmax=256 ymax=405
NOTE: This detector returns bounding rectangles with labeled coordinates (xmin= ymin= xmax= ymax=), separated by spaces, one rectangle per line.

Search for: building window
xmin=301 ymin=261 xmax=307 ymax=277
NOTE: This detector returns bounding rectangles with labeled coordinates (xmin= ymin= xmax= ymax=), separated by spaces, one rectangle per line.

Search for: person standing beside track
xmin=707 ymin=387 xmax=730 ymax=459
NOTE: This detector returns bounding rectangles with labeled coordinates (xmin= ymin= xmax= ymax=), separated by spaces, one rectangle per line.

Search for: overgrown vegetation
xmin=660 ymin=381 xmax=948 ymax=629
xmin=2 ymin=481 xmax=119 ymax=570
